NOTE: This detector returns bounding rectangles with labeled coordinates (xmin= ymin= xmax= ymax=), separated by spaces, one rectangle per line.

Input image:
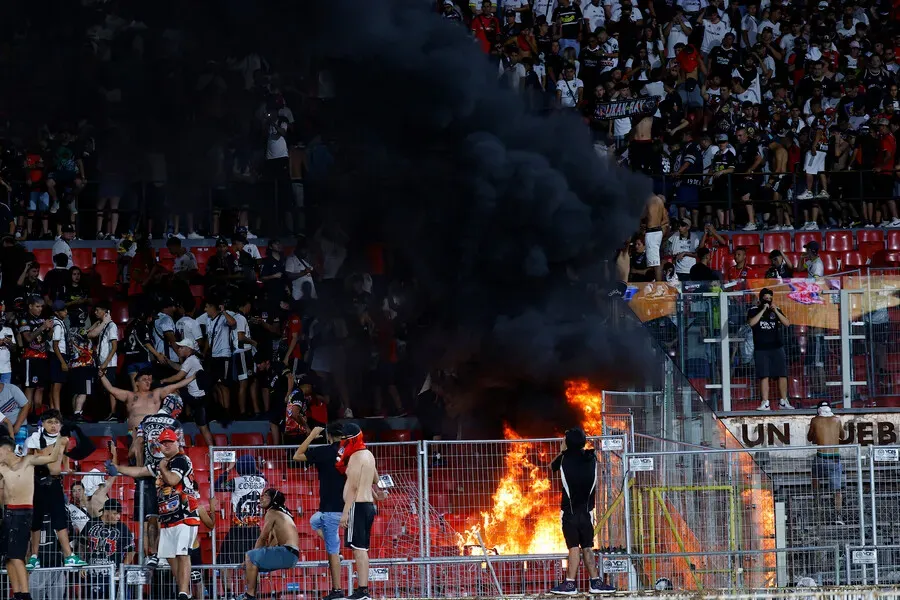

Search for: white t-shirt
xmin=666 ymin=21 xmax=692 ymax=57
xmin=599 ymin=38 xmax=619 ymax=73
xmin=176 ymin=316 xmax=203 ymax=348
xmin=51 ymin=239 xmax=74 ymax=269
xmin=700 ymin=19 xmax=731 ymax=55
xmin=180 ymin=354 xmax=205 ymax=398
xmin=806 ymin=256 xmax=825 ymax=277
xmin=96 ymin=321 xmax=119 ymax=367
xmin=0 ymin=384 xmax=28 ymax=426
xmin=153 ymin=312 xmax=176 ymax=360
xmin=741 ymin=14 xmax=758 ymax=47
xmin=231 ymin=312 xmax=252 ymax=355
xmin=0 ymin=327 xmax=14 ymax=373
xmin=668 ymin=233 xmax=701 ymax=274
xmin=285 ymin=255 xmax=317 ymax=300
xmin=266 ymin=122 xmax=289 ymax=160
xmin=506 ymin=0 xmax=530 ymax=23
xmin=67 ymin=504 xmax=90 ymax=534
xmin=51 ymin=318 xmax=67 ymax=355
xmin=174 ymin=251 xmax=198 ymax=273
xmin=198 ymin=312 xmax=234 ymax=358
xmin=556 ymin=78 xmax=584 ymax=107
xmin=582 ymin=2 xmax=605 ymax=32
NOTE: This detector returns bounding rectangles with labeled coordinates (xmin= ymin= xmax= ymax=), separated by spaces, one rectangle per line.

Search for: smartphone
xmin=377 ymin=474 xmax=395 ymax=489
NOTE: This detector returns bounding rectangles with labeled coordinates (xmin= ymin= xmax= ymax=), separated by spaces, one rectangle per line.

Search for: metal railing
xmin=0 ymin=565 xmax=116 ymax=600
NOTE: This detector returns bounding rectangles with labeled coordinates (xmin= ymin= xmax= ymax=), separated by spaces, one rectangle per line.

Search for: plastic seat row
xmin=727 ymin=229 xmax=898 ymax=253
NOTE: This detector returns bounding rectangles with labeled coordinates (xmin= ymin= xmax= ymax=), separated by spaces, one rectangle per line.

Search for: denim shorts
xmin=246 ymin=545 xmax=299 ymax=573
xmin=812 ymin=455 xmax=843 ymax=491
xmin=28 ymin=191 xmax=49 ymax=212
xmin=310 ymin=511 xmax=342 ymax=555
xmin=0 ymin=372 xmax=11 ymax=384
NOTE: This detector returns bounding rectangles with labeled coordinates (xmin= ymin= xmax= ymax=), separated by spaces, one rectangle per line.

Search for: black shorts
xmin=288 ymin=357 xmax=306 ymax=379
xmin=4 ymin=507 xmax=33 ymax=562
xmin=70 ymin=366 xmax=97 ymax=395
xmin=345 ymin=502 xmax=376 ymax=551
xmin=133 ymin=477 xmax=159 ymax=521
xmin=232 ymin=351 xmax=251 ymax=382
xmin=32 ymin=478 xmax=68 ymax=532
xmin=190 ymin=546 xmax=203 ymax=582
xmin=221 ymin=524 xmax=260 ymax=563
xmin=24 ymin=357 xmax=48 ymax=388
xmin=755 ymin=347 xmax=788 ymax=379
xmin=49 ymin=355 xmax=68 ymax=384
xmin=206 ymin=357 xmax=231 ymax=384
xmin=561 ymin=509 xmax=594 ymax=549
xmin=185 ymin=392 xmax=209 ymax=427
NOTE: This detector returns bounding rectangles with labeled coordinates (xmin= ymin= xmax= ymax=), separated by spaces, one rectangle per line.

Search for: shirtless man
xmin=629 ymin=114 xmax=656 ymax=175
xmin=641 ymin=194 xmax=669 ymax=281
xmin=764 ymin=137 xmax=794 ymax=230
xmin=240 ymin=488 xmax=300 ymax=600
xmin=808 ymin=401 xmax=844 ymax=524
xmin=339 ymin=424 xmax=385 ymax=600
xmin=101 ymin=367 xmax=172 ymax=432
xmin=0 ymin=434 xmax=68 ymax=600
xmin=99 ymin=368 xmax=194 ymax=566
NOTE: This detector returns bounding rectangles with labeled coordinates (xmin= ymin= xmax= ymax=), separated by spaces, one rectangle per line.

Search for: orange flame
xmin=456 ymin=381 xmax=607 ymax=555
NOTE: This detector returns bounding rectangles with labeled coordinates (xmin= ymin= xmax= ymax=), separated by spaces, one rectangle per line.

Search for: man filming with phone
xmin=748 ymin=287 xmax=793 ymax=411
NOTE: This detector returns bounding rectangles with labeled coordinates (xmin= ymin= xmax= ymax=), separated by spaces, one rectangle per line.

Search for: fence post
xmin=840 ymin=289 xmax=854 ymax=408
xmin=417 ymin=440 xmax=427 ymax=597
xmin=423 ymin=440 xmax=433 ymax=598
xmin=211 ymin=445 xmax=218 ymax=566
xmin=622 ymin=443 xmax=635 ymax=592
xmin=719 ymin=291 xmax=733 ymax=411
xmin=856 ymin=446 xmax=866 ymax=546
xmin=869 ymin=452 xmax=878 ymax=550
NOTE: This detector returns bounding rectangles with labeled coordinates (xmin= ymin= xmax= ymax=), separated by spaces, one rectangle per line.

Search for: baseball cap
xmin=51 ymin=299 xmax=67 ymax=312
xmin=505 ymin=8 xmax=515 ymax=15
xmin=818 ymin=0 xmax=829 ymax=7
xmin=61 ymin=224 xmax=75 ymax=233
xmin=176 ymin=338 xmax=199 ymax=351
xmin=679 ymin=217 xmax=692 ymax=227
xmin=850 ymin=40 xmax=861 ymax=48
xmin=158 ymin=428 xmax=179 ymax=443
xmin=102 ymin=499 xmax=123 ymax=513
xmin=715 ymin=133 xmax=729 ymax=143
xmin=804 ymin=240 xmax=820 ymax=252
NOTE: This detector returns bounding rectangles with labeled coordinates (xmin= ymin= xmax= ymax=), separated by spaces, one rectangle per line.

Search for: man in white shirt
xmin=153 ymin=299 xmax=179 ymax=365
xmin=803 ymin=241 xmax=825 ymax=277
xmin=285 ymin=244 xmax=317 ymax=301
xmin=198 ymin=298 xmax=236 ymax=412
xmin=666 ymin=7 xmax=692 ymax=56
xmin=0 ymin=312 xmax=15 ymax=384
xmin=49 ymin=300 xmax=70 ymax=412
xmin=158 ymin=338 xmax=214 ymax=447
xmin=506 ymin=0 xmax=530 ymax=23
xmin=166 ymin=237 xmax=199 ymax=277
xmin=667 ymin=218 xmax=700 ymax=276
xmin=231 ymin=298 xmax=258 ymax=417
xmin=582 ymin=0 xmax=605 ymax=33
xmin=176 ymin=302 xmax=203 ymax=347
xmin=556 ymin=65 xmax=584 ymax=108
xmin=0 ymin=382 xmax=29 ymax=437
xmin=87 ymin=302 xmax=119 ymax=421
xmin=51 ymin=224 xmax=76 ymax=269
xmin=700 ymin=10 xmax=732 ymax=56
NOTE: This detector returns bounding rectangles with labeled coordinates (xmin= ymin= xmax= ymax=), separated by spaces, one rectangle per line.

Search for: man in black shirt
xmin=629 ymin=236 xmax=653 ymax=282
xmin=747 ymin=288 xmax=793 ymax=411
xmin=688 ymin=248 xmax=720 ymax=281
xmin=548 ymin=428 xmax=615 ymax=596
xmin=707 ymin=32 xmax=739 ymax=82
xmin=552 ymin=0 xmax=584 ymax=55
xmin=734 ymin=127 xmax=764 ymax=230
xmin=764 ymin=250 xmax=794 ymax=279
xmin=294 ymin=424 xmax=346 ymax=600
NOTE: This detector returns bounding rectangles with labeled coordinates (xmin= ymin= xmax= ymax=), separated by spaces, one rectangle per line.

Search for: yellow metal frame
xmin=594 ymin=483 xmax=739 ymax=592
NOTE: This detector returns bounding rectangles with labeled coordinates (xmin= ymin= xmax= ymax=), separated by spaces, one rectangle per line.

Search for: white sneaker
xmin=757 ymin=401 xmax=771 ymax=411
xmin=187 ymin=231 xmax=204 ymax=240
xmin=742 ymin=222 xmax=758 ymax=231
xmin=49 ymin=200 xmax=60 ymax=214
xmin=797 ymin=191 xmax=814 ymax=200
xmin=173 ymin=231 xmax=186 ymax=240
xmin=782 ymin=224 xmax=794 ymax=231
xmin=68 ymin=200 xmax=78 ymax=215
xmin=882 ymin=221 xmax=891 ymax=228
xmin=815 ymin=190 xmax=830 ymax=199
xmin=770 ymin=225 xmax=781 ymax=231
xmin=865 ymin=223 xmax=876 ymax=228
xmin=343 ymin=408 xmax=354 ymax=418
xmin=778 ymin=399 xmax=795 ymax=410
xmin=889 ymin=218 xmax=900 ymax=228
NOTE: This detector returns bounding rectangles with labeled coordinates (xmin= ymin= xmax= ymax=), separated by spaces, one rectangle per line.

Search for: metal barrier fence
xmin=669 ymin=283 xmax=900 ymax=411
xmin=0 ymin=565 xmax=116 ymax=600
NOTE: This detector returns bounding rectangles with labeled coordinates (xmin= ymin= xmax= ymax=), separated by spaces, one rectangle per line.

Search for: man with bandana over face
xmin=808 ymin=401 xmax=844 ymax=524
xmin=337 ymin=423 xmax=385 ymax=600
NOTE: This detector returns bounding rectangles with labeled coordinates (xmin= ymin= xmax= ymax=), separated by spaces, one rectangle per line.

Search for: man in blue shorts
xmin=808 ymin=401 xmax=844 ymax=525
xmin=241 ymin=489 xmax=300 ymax=600
xmin=294 ymin=424 xmax=346 ymax=600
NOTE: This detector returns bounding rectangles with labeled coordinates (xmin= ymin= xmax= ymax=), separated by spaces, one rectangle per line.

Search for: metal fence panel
xmin=0 ymin=565 xmax=116 ymax=600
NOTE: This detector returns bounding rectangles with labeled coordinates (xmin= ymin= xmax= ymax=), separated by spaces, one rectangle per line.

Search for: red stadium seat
xmin=190 ymin=285 xmax=204 ymax=298
xmin=746 ymin=252 xmax=769 ymax=266
xmin=824 ymin=230 xmax=853 ymax=252
xmin=158 ymin=247 xmax=174 ymax=260
xmin=795 ymin=231 xmax=823 ymax=252
xmin=158 ymin=258 xmax=175 ymax=272
xmin=111 ymin=300 xmax=129 ymax=325
xmin=711 ymin=249 xmax=730 ymax=273
xmin=747 ymin=265 xmax=768 ymax=278
xmin=871 ymin=250 xmax=900 ymax=267
xmin=194 ymin=247 xmax=215 ymax=266
xmin=860 ymin=241 xmax=885 ymax=262
xmin=96 ymin=247 xmax=118 ymax=263
xmin=72 ymin=248 xmax=93 ymax=270
xmin=820 ymin=251 xmax=840 ymax=275
xmin=888 ymin=230 xmax=900 ymax=251
xmin=786 ymin=253 xmax=804 ymax=271
xmin=381 ymin=429 xmax=412 ymax=443
xmin=257 ymin=246 xmax=267 ymax=259
xmin=194 ymin=433 xmax=229 ymax=447
xmin=32 ymin=248 xmax=52 ymax=266
xmin=93 ymin=262 xmax=118 ymax=287
xmin=231 ymin=433 xmax=265 ymax=446
xmin=762 ymin=232 xmax=792 ymax=253
xmin=859 ymin=229 xmax=885 ymax=246
xmin=188 ymin=447 xmax=211 ymax=471
xmin=730 ymin=233 xmax=761 ymax=252
xmin=842 ymin=251 xmax=867 ymax=270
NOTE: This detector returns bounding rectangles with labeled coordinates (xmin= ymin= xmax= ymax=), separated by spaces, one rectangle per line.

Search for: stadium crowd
xmin=452 ymin=0 xmax=900 ymax=233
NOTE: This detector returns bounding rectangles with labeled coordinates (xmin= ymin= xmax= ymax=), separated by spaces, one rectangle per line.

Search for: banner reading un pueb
xmin=623 ymin=276 xmax=900 ymax=329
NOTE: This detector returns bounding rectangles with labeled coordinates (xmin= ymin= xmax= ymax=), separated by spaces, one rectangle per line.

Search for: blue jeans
xmin=558 ymin=38 xmax=580 ymax=56
xmin=247 ymin=545 xmax=299 ymax=573
xmin=310 ymin=511 xmax=342 ymax=555
xmin=0 ymin=372 xmax=11 ymax=384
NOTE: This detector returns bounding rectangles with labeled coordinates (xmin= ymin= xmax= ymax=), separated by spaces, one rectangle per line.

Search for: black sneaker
xmin=323 ymin=590 xmax=345 ymax=600
xmin=144 ymin=554 xmax=159 ymax=569
xmin=550 ymin=581 xmax=578 ymax=596
xmin=589 ymin=578 xmax=616 ymax=595
xmin=347 ymin=588 xmax=371 ymax=600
